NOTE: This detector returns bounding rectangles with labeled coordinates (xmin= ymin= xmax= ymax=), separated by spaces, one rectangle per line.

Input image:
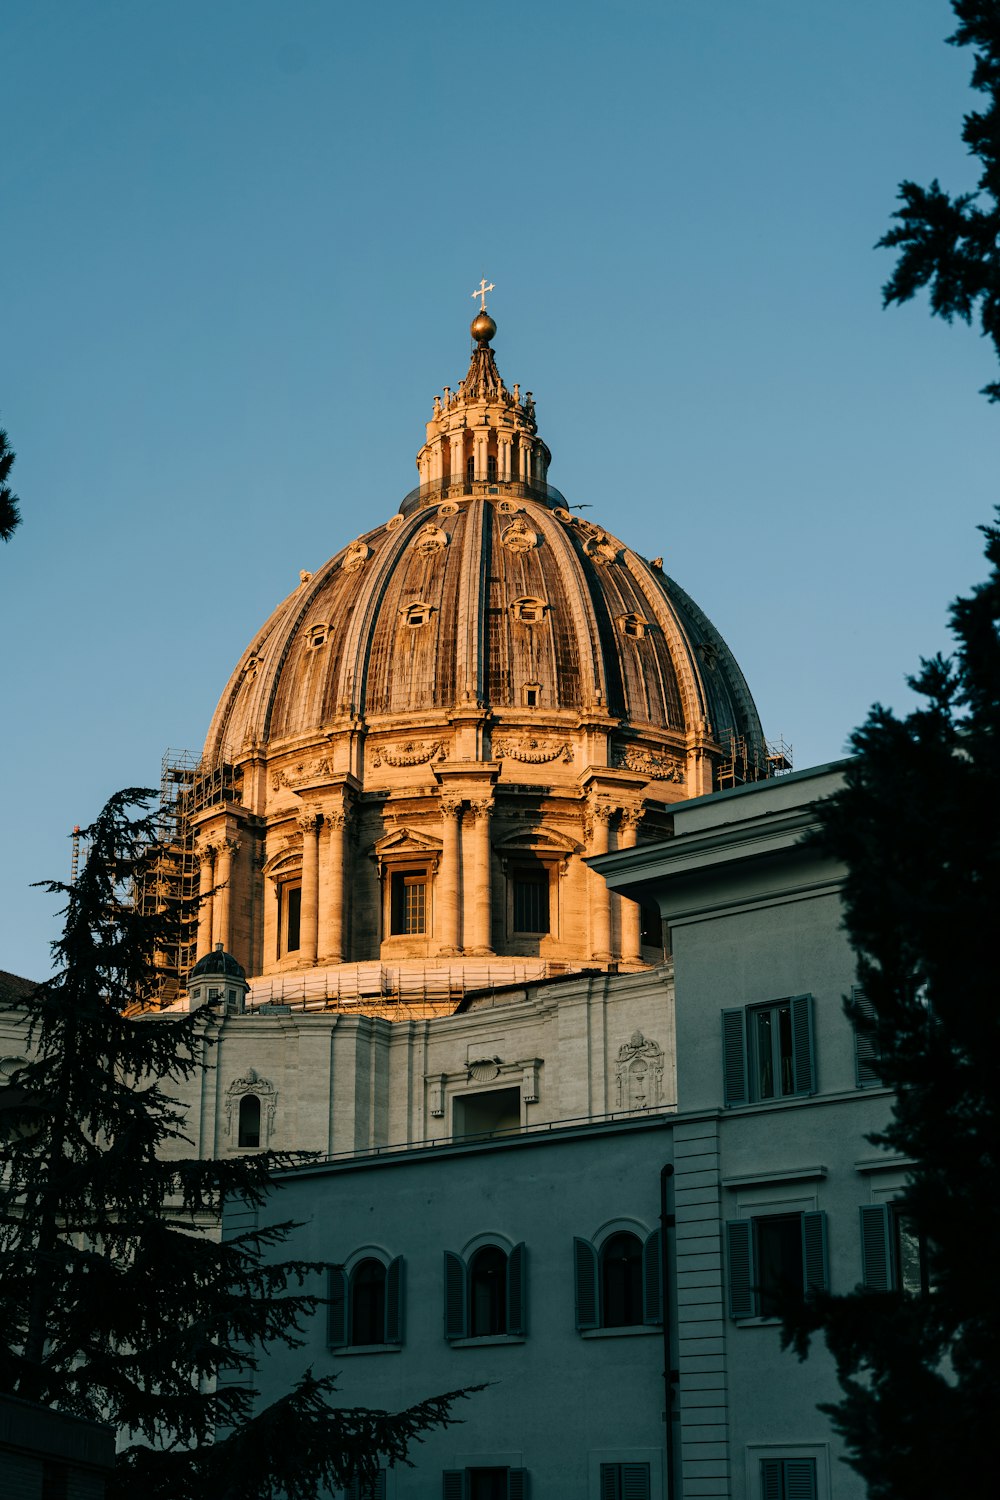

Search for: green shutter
xmin=385 ymin=1255 xmax=403 ymax=1343
xmin=790 ymin=994 xmax=815 ymax=1094
xmin=784 ymin=1459 xmax=818 ymax=1500
xmin=600 ymin=1465 xmax=621 ymax=1500
xmin=442 ymin=1472 xmax=465 ymax=1500
xmin=859 ymin=1204 xmax=893 ymax=1291
xmin=346 ymin=1477 xmax=360 ymax=1500
xmin=574 ymin=1237 xmax=599 ymax=1330
xmin=328 ymin=1265 xmax=347 ymax=1347
xmin=726 ymin=1219 xmax=755 ymax=1319
xmin=642 ymin=1227 xmax=663 ymax=1325
xmin=760 ymin=1459 xmax=783 ymax=1500
xmin=852 ymin=986 xmax=882 ymax=1086
xmin=801 ymin=1211 xmax=828 ymax=1296
xmin=622 ymin=1463 xmax=651 ymax=1500
xmin=507 ymin=1242 xmax=526 ymax=1336
xmin=444 ymin=1251 xmax=466 ymax=1340
xmin=722 ymin=1008 xmax=749 ymax=1106
xmin=508 ymin=1468 xmax=528 ymax=1499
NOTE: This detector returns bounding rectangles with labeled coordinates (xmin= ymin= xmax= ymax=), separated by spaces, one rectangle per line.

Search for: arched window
xmin=469 ymin=1245 xmax=507 ymax=1336
xmin=466 ymin=455 xmax=475 ymax=485
xmin=600 ymin=1231 xmax=643 ymax=1327
xmin=487 ymin=454 xmax=498 ymax=481
xmin=238 ymin=1094 xmax=261 ymax=1149
xmin=350 ymin=1258 xmax=387 ymax=1345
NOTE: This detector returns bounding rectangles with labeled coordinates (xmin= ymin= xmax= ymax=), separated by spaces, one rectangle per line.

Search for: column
xmin=450 ymin=434 xmax=464 ymax=486
xmin=617 ymin=810 xmax=642 ymax=963
xmin=196 ymin=844 xmax=215 ymax=960
xmin=497 ymin=434 xmax=511 ymax=482
xmin=320 ymin=808 xmax=348 ymax=965
xmin=298 ymin=812 xmax=320 ymax=966
xmin=587 ymin=801 xmax=613 ymax=961
xmin=464 ymin=800 xmax=494 ymax=954
xmin=474 ymin=431 xmax=489 ymax=481
xmin=438 ymin=799 xmax=463 ymax=953
xmin=212 ymin=838 xmax=239 ymax=953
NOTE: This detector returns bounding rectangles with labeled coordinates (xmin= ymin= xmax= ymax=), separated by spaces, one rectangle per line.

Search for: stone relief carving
xmin=270 ymin=756 xmax=332 ymax=791
xmin=582 ymin=531 xmax=619 ymax=566
xmin=242 ymin=654 xmax=261 ymax=682
xmin=413 ymin=523 xmax=448 ymax=556
xmin=500 ymin=517 xmax=538 ymax=553
xmin=612 ymin=746 xmax=684 ymax=783
xmin=493 ymin=736 xmax=573 ymax=764
xmin=371 ymin=739 xmax=446 ymax=768
xmin=341 ymin=542 xmax=370 ymax=573
xmin=616 ymin=1030 xmax=664 ymax=1111
xmin=386 ymin=513 xmax=405 ymax=532
xmin=225 ymin=1067 xmax=277 ymax=1145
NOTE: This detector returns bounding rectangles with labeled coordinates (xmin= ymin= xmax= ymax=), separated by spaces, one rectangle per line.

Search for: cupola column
xmin=450 ymin=433 xmax=464 ymax=484
xmin=212 ymin=838 xmax=240 ymax=953
xmin=196 ymin=845 xmax=215 ymax=960
xmin=587 ymin=801 xmax=613 ymax=961
xmin=497 ymin=434 xmax=512 ymax=481
xmin=438 ymin=799 xmax=463 ymax=953
xmin=474 ymin=429 xmax=489 ymax=481
xmin=465 ymin=800 xmax=494 ymax=954
xmin=617 ymin=810 xmax=643 ymax=963
xmin=320 ymin=808 xmax=349 ymax=964
xmin=298 ymin=813 xmax=321 ymax=966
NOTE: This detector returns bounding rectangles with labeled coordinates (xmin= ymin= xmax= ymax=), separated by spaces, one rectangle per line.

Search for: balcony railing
xmin=399 ymin=474 xmax=569 ymax=513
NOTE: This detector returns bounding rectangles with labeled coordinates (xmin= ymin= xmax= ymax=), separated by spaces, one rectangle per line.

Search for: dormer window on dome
xmin=511 ymin=597 xmax=548 ymax=625
xmin=306 ymin=624 xmax=329 ymax=649
xmin=402 ymin=601 xmax=434 ymax=628
xmin=620 ymin=613 xmax=649 ymax=639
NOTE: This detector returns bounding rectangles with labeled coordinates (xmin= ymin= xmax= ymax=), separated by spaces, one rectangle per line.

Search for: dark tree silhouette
xmin=783 ymin=515 xmax=1000 ymax=1499
xmin=0 ymin=790 xmax=469 ymax=1500
xmin=879 ymin=2 xmax=1000 ymax=398
xmin=0 ymin=426 xmax=21 ymax=541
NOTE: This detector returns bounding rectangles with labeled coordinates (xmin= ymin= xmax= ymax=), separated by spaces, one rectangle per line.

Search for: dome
xmin=186 ymin=311 xmax=773 ymax=1002
xmin=189 ymin=944 xmax=246 ymax=981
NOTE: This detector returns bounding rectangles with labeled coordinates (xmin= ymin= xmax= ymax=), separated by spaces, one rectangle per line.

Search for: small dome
xmin=189 ymin=943 xmax=246 ymax=982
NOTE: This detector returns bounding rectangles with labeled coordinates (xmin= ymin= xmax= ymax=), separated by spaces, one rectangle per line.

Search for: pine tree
xmin=879 ymin=2 xmax=1000 ymax=399
xmin=0 ymin=789 xmax=469 ymax=1500
xmin=782 ymin=515 xmax=1000 ymax=1498
xmin=0 ymin=426 xmax=21 ymax=541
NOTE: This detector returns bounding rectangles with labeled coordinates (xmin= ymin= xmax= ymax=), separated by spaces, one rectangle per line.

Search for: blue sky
xmin=2 ymin=0 xmax=995 ymax=980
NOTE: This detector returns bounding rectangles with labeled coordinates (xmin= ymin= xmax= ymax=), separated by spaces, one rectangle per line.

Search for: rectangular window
xmin=860 ymin=1203 xmax=932 ymax=1295
xmin=512 ymin=866 xmax=550 ymax=933
xmin=346 ymin=1473 xmax=386 ymax=1500
xmin=851 ymin=986 xmax=883 ymax=1086
xmin=759 ymin=1457 xmax=817 ymax=1500
xmin=442 ymin=1468 xmax=528 ymax=1499
xmin=726 ymin=1212 xmax=828 ymax=1320
xmin=390 ymin=870 xmax=428 ymax=935
xmin=453 ymin=1086 xmax=521 ymax=1140
xmin=600 ymin=1463 xmax=651 ymax=1500
xmin=282 ymin=884 xmax=301 ymax=954
xmin=722 ymin=996 xmax=815 ymax=1106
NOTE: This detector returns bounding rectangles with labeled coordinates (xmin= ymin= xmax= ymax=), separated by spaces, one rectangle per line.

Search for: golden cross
xmin=471 ymin=278 xmax=495 ymax=311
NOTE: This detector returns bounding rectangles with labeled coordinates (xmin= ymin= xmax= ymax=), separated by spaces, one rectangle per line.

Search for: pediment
xmin=373 ymin=826 xmax=443 ymax=858
xmin=494 ymin=827 xmax=581 ymax=857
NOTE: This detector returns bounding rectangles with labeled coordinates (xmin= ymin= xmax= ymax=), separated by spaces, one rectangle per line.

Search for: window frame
xmin=386 ymin=865 xmax=431 ymax=937
xmin=237 ymin=1093 xmax=261 ymax=1149
xmin=444 ymin=1242 xmax=526 ymax=1341
xmin=726 ymin=1210 xmax=828 ymax=1321
xmin=722 ymin=995 xmax=815 ymax=1107
xmin=574 ymin=1226 xmax=662 ymax=1332
xmin=328 ymin=1253 xmax=403 ymax=1350
xmin=859 ymin=1202 xmax=932 ymax=1295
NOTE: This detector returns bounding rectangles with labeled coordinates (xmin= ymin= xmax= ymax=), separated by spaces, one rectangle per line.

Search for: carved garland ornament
xmin=413 ymin=523 xmax=448 ymax=556
xmin=615 ymin=1030 xmax=664 ymax=1111
xmin=500 ymin=518 xmax=538 ymax=554
xmin=270 ymin=756 xmax=333 ymax=791
xmin=341 ymin=542 xmax=370 ymax=573
xmin=225 ymin=1067 xmax=278 ymax=1144
xmin=493 ymin=736 xmax=573 ymax=764
xmin=612 ymin=746 xmax=684 ymax=783
xmin=371 ymin=739 xmax=446 ymax=768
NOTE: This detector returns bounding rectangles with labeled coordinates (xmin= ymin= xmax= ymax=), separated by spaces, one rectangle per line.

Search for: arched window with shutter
xmin=237 ymin=1094 xmax=260 ymax=1149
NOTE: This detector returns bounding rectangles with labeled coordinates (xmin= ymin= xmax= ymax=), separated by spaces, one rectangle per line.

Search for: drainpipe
xmin=660 ymin=1162 xmax=677 ymax=1500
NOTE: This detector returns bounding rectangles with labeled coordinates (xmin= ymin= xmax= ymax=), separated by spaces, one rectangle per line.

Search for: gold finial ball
xmin=471 ymin=311 xmax=496 ymax=344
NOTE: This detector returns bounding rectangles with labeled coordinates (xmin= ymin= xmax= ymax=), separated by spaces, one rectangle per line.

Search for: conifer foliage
xmin=0 ymin=426 xmax=21 ymax=541
xmin=0 ymin=789 xmax=466 ymax=1500
xmin=783 ymin=516 xmax=1000 ymax=1498
xmin=879 ymin=2 xmax=1000 ymax=399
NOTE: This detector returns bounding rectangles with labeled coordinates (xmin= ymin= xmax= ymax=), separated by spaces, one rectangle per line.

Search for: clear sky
xmin=2 ymin=0 xmax=995 ymax=981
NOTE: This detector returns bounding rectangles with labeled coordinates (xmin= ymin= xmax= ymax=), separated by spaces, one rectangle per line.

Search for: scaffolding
xmin=716 ymin=733 xmax=793 ymax=791
xmin=134 ymin=749 xmax=200 ymax=1007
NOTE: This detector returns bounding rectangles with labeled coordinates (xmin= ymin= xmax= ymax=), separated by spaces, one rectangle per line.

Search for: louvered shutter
xmin=507 ymin=1467 xmax=529 ymax=1499
xmin=574 ymin=1237 xmax=599 ymax=1330
xmin=722 ymin=1008 xmax=749 ymax=1106
xmin=622 ymin=1463 xmax=651 ymax=1500
xmin=859 ymin=1205 xmax=893 ymax=1290
xmin=328 ymin=1265 xmax=348 ymax=1347
xmin=790 ymin=994 xmax=816 ymax=1094
xmin=785 ymin=1459 xmax=818 ymax=1500
xmin=507 ymin=1242 xmax=526 ymax=1336
xmin=726 ymin=1219 xmax=755 ymax=1319
xmin=599 ymin=1465 xmax=620 ymax=1500
xmin=444 ymin=1252 xmax=466 ymax=1340
xmin=442 ymin=1472 xmax=466 ymax=1500
xmin=642 ymin=1228 xmax=663 ymax=1325
xmin=385 ymin=1255 xmax=403 ymax=1343
xmin=759 ymin=1459 xmax=783 ymax=1500
xmin=372 ymin=1474 xmax=387 ymax=1500
xmin=801 ymin=1212 xmax=829 ymax=1296
xmin=852 ymin=986 xmax=881 ymax=1086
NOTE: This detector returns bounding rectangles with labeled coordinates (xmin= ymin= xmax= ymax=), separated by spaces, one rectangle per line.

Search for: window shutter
xmin=372 ymin=1474 xmax=387 ymax=1500
xmin=859 ymin=1204 xmax=893 ymax=1291
xmin=759 ymin=1459 xmax=783 ymax=1500
xmin=726 ymin=1219 xmax=755 ymax=1319
xmin=328 ymin=1265 xmax=347 ymax=1347
xmin=642 ymin=1227 xmax=663 ymax=1325
xmin=508 ymin=1468 xmax=529 ymax=1499
xmin=790 ymin=994 xmax=816 ymax=1094
xmin=722 ymin=1008 xmax=749 ymax=1106
xmin=599 ymin=1465 xmax=620 ymax=1500
xmin=852 ymin=986 xmax=882 ymax=1086
xmin=385 ymin=1255 xmax=403 ymax=1344
xmin=442 ymin=1472 xmax=466 ymax=1500
xmin=801 ymin=1211 xmax=829 ymax=1296
xmin=574 ymin=1237 xmax=599 ymax=1330
xmin=622 ymin=1463 xmax=651 ymax=1500
xmin=444 ymin=1252 xmax=467 ymax=1340
xmin=507 ymin=1242 xmax=526 ymax=1336
xmin=784 ymin=1459 xmax=818 ymax=1500
xmin=346 ymin=1478 xmax=360 ymax=1500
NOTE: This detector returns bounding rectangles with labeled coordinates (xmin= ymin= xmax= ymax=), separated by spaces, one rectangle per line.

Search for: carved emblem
xmin=270 ymin=756 xmax=332 ymax=791
xmin=616 ymin=1031 xmax=664 ymax=1111
xmin=371 ymin=739 xmax=446 ymax=768
xmin=225 ymin=1067 xmax=278 ymax=1145
xmin=493 ymin=736 xmax=573 ymax=764
xmin=342 ymin=542 xmax=370 ymax=573
xmin=612 ymin=746 xmax=684 ymax=783
xmin=242 ymin=654 xmax=261 ymax=682
xmin=582 ymin=531 xmax=619 ymax=566
xmin=413 ymin=523 xmax=448 ymax=556
xmin=501 ymin=517 xmax=538 ymax=554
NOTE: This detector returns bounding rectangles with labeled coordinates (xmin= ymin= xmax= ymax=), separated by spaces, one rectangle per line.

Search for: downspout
xmin=661 ymin=1161 xmax=677 ymax=1500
